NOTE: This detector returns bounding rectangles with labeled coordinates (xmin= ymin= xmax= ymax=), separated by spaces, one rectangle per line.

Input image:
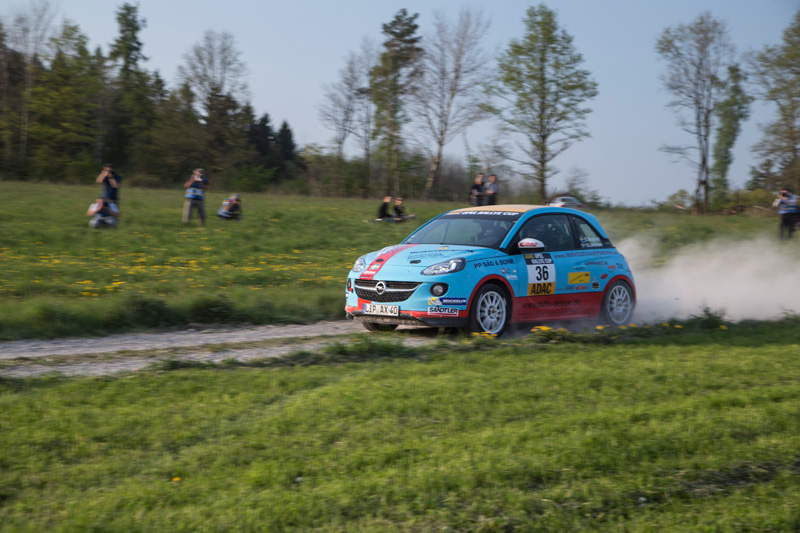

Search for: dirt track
xmin=0 ymin=320 xmax=429 ymax=378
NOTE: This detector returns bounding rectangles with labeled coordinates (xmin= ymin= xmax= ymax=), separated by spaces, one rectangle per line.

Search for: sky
xmin=5 ymin=0 xmax=798 ymax=205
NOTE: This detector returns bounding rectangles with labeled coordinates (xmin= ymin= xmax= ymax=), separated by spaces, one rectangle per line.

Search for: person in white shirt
xmin=87 ymin=197 xmax=120 ymax=228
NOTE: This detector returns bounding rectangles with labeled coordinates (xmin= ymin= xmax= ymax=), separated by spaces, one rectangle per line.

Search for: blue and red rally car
xmin=345 ymin=205 xmax=635 ymax=335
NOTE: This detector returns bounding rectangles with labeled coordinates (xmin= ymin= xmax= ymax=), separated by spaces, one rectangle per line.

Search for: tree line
xmin=1 ymin=2 xmax=798 ymax=208
xmin=0 ymin=1 xmax=300 ymax=192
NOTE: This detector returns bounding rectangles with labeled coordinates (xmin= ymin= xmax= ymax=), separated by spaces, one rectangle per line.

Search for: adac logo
xmin=528 ymin=282 xmax=555 ymax=296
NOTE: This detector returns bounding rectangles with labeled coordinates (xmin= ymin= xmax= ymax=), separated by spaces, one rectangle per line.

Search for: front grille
xmin=354 ymin=280 xmax=422 ymax=302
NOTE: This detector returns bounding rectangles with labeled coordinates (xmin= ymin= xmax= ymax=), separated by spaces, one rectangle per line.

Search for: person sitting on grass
xmin=217 ymin=193 xmax=242 ymax=221
xmin=393 ymin=197 xmax=415 ymax=222
xmin=376 ymin=194 xmax=393 ymax=221
xmin=87 ymin=197 xmax=120 ymax=228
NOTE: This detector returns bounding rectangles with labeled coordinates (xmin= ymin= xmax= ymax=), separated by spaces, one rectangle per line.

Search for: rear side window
xmin=574 ymin=218 xmax=606 ymax=248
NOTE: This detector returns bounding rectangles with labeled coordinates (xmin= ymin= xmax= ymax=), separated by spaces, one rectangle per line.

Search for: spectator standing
xmin=96 ymin=164 xmax=121 ymax=204
xmin=773 ymin=189 xmax=798 ymax=239
xmin=183 ymin=168 xmax=208 ymax=225
xmin=484 ymin=174 xmax=498 ymax=205
xmin=87 ymin=197 xmax=120 ymax=228
xmin=470 ymin=173 xmax=485 ymax=206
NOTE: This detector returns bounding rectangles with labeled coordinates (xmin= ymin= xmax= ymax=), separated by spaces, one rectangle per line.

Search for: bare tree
xmin=177 ymin=30 xmax=248 ymax=118
xmin=318 ymin=50 xmax=364 ymax=196
xmin=477 ymin=128 xmax=510 ymax=177
xmin=9 ymin=0 xmax=57 ymax=168
xmin=319 ymin=52 xmax=359 ymax=160
xmin=0 ymin=20 xmax=11 ymax=170
xmin=413 ymin=8 xmax=492 ymax=200
xmin=656 ymin=12 xmax=737 ymax=212
xmin=318 ymin=38 xmax=378 ymax=196
xmin=350 ymin=39 xmax=379 ymax=197
xmin=176 ymin=30 xmax=250 ymax=175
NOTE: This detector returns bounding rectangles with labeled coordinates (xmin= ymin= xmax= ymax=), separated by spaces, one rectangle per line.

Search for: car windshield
xmin=403 ymin=212 xmax=522 ymax=248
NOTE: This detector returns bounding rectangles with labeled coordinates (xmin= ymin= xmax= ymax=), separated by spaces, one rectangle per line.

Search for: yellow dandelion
xmin=596 ymin=325 xmax=604 ymax=331
xmin=619 ymin=326 xmax=627 ymax=330
xmin=720 ymin=325 xmax=728 ymax=330
xmin=628 ymin=323 xmax=637 ymax=328
xmin=172 ymin=477 xmax=181 ymax=482
xmin=674 ymin=324 xmax=683 ymax=329
xmin=538 ymin=326 xmax=552 ymax=331
xmin=662 ymin=323 xmax=671 ymax=327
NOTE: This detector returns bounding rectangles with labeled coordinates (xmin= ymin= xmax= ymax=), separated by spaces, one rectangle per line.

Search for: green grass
xmin=2 ymin=184 xmax=799 ymax=529
xmin=3 ymin=322 xmax=800 ymax=530
xmin=0 ymin=182 xmax=461 ymax=339
xmin=0 ymin=182 xmax=780 ymax=339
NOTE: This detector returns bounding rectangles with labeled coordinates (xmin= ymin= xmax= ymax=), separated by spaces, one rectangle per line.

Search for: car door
xmin=513 ymin=213 xmax=583 ymax=320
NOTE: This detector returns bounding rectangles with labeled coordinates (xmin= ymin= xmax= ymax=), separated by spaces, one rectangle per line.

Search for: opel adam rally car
xmin=345 ymin=205 xmax=635 ymax=335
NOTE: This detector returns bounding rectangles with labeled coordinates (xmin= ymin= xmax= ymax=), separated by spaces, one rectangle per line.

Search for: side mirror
xmin=518 ymin=238 xmax=545 ymax=250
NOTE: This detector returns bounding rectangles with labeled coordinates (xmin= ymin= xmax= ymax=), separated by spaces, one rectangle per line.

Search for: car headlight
xmin=422 ymin=257 xmax=466 ymax=276
xmin=352 ymin=255 xmax=367 ymax=273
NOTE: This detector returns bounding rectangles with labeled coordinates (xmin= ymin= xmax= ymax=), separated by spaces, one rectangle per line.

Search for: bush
xmin=122 ymin=295 xmax=181 ymax=328
xmin=184 ymin=294 xmax=239 ymax=323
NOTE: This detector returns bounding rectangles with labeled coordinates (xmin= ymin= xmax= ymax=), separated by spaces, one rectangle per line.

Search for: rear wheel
xmin=600 ymin=281 xmax=634 ymax=326
xmin=361 ymin=321 xmax=398 ymax=332
xmin=468 ymin=284 xmax=510 ymax=336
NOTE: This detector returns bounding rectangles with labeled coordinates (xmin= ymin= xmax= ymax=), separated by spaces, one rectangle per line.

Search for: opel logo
xmin=375 ymin=281 xmax=387 ymax=295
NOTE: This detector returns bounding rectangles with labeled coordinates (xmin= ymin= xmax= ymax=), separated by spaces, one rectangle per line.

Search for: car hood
xmin=356 ymin=244 xmax=496 ymax=279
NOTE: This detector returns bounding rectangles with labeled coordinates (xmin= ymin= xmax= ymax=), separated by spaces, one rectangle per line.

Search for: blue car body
xmin=345 ymin=205 xmax=635 ymax=334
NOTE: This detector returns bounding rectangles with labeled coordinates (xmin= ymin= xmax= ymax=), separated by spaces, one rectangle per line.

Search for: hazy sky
xmin=6 ymin=0 xmax=798 ymax=204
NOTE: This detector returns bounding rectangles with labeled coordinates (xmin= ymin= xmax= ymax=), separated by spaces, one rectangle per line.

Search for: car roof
xmin=448 ymin=204 xmax=549 ymax=214
xmin=418 ymin=204 xmax=609 ymax=245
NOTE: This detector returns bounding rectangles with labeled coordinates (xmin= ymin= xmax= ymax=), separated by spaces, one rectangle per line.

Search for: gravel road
xmin=0 ymin=320 xmax=429 ymax=378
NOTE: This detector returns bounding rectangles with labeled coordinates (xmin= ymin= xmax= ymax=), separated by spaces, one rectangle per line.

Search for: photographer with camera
xmin=95 ymin=163 xmax=121 ymax=204
xmin=87 ymin=197 xmax=120 ymax=228
xmin=217 ymin=193 xmax=242 ymax=221
xmin=773 ymin=188 xmax=798 ymax=239
xmin=183 ymin=168 xmax=208 ymax=225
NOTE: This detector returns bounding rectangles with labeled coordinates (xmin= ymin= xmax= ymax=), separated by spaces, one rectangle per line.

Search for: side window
xmin=517 ymin=214 xmax=575 ymax=251
xmin=574 ymin=218 xmax=606 ymax=248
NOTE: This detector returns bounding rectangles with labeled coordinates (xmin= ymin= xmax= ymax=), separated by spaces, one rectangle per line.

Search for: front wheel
xmin=361 ymin=322 xmax=398 ymax=332
xmin=600 ymin=281 xmax=634 ymax=326
xmin=469 ymin=284 xmax=510 ymax=336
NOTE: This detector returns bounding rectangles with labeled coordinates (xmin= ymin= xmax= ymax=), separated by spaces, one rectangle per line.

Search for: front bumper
xmin=345 ymin=308 xmax=469 ymax=328
xmin=345 ymin=272 xmax=472 ymax=329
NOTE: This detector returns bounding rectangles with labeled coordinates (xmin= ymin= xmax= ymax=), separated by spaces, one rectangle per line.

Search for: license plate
xmin=362 ymin=303 xmax=399 ymax=316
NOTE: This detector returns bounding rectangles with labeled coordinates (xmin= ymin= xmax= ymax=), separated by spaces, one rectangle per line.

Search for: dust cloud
xmin=617 ymin=236 xmax=800 ymax=323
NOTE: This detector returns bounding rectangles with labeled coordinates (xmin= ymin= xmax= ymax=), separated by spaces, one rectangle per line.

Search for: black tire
xmin=361 ymin=322 xmax=398 ymax=332
xmin=600 ymin=281 xmax=634 ymax=326
xmin=468 ymin=284 xmax=510 ymax=336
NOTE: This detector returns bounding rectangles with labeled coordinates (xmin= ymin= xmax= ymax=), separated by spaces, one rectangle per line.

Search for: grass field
xmin=2 ymin=182 xmax=800 ymax=530
xmin=0 ymin=182 xmax=462 ymax=339
xmin=0 ymin=181 xmax=777 ymax=339
xmin=2 ymin=322 xmax=800 ymax=530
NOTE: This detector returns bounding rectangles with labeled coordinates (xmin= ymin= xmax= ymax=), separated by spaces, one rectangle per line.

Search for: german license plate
xmin=362 ymin=303 xmax=399 ymax=316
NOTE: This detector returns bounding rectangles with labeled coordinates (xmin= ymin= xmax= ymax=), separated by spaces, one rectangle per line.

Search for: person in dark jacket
xmin=96 ymin=163 xmax=122 ymax=204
